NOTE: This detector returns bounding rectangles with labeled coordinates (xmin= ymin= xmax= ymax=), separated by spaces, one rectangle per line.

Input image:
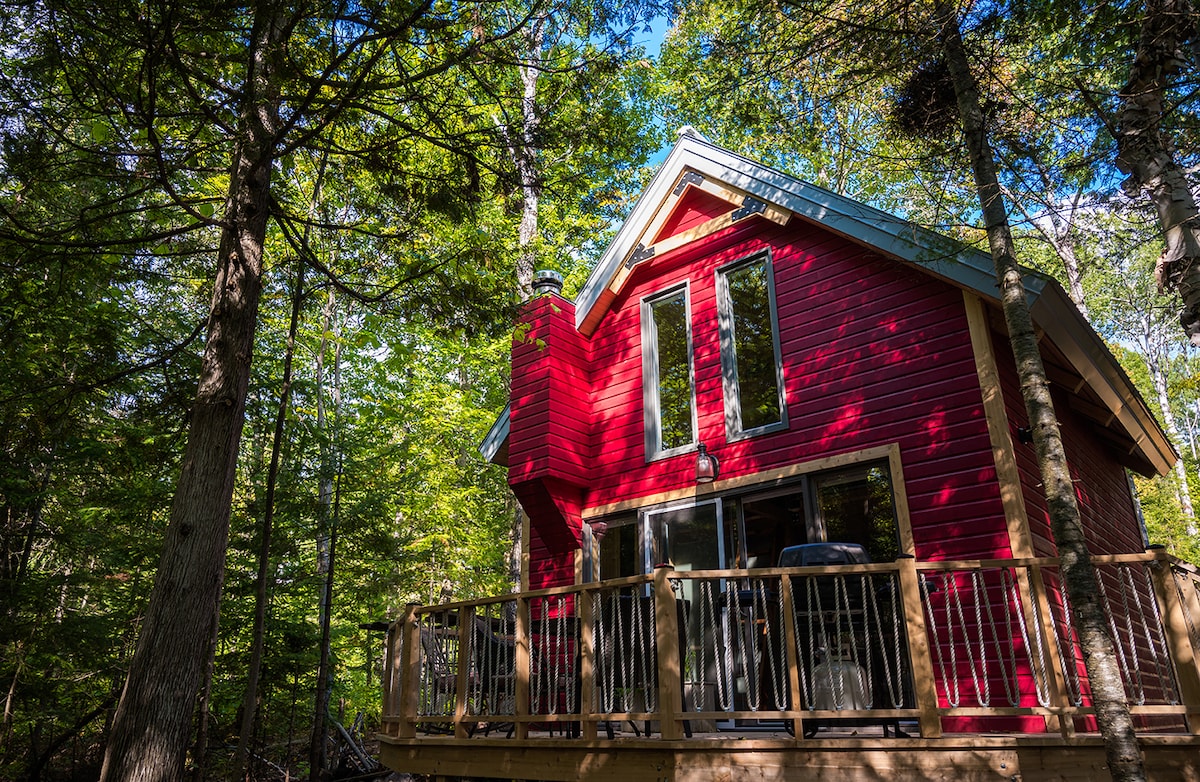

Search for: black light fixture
xmin=696 ymin=443 xmax=720 ymax=484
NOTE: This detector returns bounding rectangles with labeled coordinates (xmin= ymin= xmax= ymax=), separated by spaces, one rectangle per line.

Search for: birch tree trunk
xmin=498 ymin=21 xmax=546 ymax=586
xmin=99 ymin=7 xmax=287 ymax=781
xmin=934 ymin=5 xmax=1145 ymax=780
xmin=1114 ymin=0 xmax=1200 ymax=345
xmin=507 ymin=22 xmax=546 ymax=301
xmin=1008 ymin=182 xmax=1090 ymax=318
xmin=1147 ymin=352 xmax=1198 ymax=532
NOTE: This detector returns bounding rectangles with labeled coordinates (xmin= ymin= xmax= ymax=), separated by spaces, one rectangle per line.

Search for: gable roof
xmin=483 ymin=132 xmax=1175 ymax=477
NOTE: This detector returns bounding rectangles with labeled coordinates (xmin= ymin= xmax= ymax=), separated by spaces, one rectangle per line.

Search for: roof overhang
xmin=1029 ymin=284 xmax=1176 ymax=476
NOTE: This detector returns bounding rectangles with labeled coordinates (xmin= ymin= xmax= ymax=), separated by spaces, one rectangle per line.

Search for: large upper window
xmin=717 ymin=253 xmax=786 ymax=439
xmin=642 ymin=284 xmax=696 ymax=458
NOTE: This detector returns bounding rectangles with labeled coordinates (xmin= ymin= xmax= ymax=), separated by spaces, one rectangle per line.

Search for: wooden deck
xmin=377 ymin=552 xmax=1200 ymax=780
xmin=379 ymin=729 xmax=1200 ymax=781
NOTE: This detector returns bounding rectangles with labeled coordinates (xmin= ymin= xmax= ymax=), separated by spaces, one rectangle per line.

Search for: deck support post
xmin=898 ymin=556 xmax=942 ymax=738
xmin=579 ymin=586 xmax=597 ymax=740
xmin=1148 ymin=549 xmax=1200 ymax=734
xmin=654 ymin=566 xmax=684 ymax=740
xmin=397 ymin=604 xmax=421 ymax=739
xmin=383 ymin=611 xmax=405 ymax=736
xmin=516 ymin=596 xmax=531 ymax=739
xmin=454 ymin=607 xmax=474 ymax=739
xmin=779 ymin=574 xmax=806 ymax=738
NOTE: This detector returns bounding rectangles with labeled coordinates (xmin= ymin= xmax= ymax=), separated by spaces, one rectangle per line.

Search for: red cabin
xmin=380 ymin=133 xmax=1200 ymax=781
xmin=486 ymin=131 xmax=1171 ymax=590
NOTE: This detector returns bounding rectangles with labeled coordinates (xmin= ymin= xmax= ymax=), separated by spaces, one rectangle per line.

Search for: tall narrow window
xmin=717 ymin=253 xmax=786 ymax=439
xmin=642 ymin=285 xmax=696 ymax=458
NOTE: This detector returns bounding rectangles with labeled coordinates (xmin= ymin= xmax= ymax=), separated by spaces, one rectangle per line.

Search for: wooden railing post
xmin=779 ymin=574 xmax=805 ymax=739
xmin=579 ymin=586 xmax=597 ymax=740
xmin=397 ymin=604 xmax=421 ymax=739
xmin=453 ymin=607 xmax=474 ymax=739
xmin=654 ymin=566 xmax=683 ymax=740
xmin=515 ymin=595 xmax=531 ymax=739
xmin=382 ymin=614 xmax=404 ymax=735
xmin=1147 ymin=550 xmax=1200 ymax=735
xmin=897 ymin=556 xmax=942 ymax=738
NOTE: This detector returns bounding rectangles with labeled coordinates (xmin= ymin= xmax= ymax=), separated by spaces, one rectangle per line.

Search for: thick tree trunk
xmin=99 ymin=8 xmax=286 ymax=782
xmin=1115 ymin=0 xmax=1200 ymax=344
xmin=934 ymin=5 xmax=1146 ymax=781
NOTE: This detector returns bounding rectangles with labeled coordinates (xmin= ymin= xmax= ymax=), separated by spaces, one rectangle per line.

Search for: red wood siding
xmin=653 ymin=187 xmax=733 ymax=243
xmin=990 ymin=331 xmax=1144 ymax=556
xmin=529 ymin=523 xmax=575 ymax=590
xmin=583 ymin=216 xmax=1008 ymax=560
xmin=509 ymin=295 xmax=591 ymax=564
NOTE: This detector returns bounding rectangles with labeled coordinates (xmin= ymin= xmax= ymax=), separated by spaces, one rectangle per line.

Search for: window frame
xmin=641 ymin=281 xmax=698 ymax=460
xmin=715 ymin=251 xmax=788 ymax=442
xmin=582 ymin=443 xmax=915 ymax=560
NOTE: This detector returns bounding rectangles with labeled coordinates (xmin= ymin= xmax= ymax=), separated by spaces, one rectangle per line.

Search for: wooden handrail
xmin=386 ymin=551 xmax=1200 ymax=743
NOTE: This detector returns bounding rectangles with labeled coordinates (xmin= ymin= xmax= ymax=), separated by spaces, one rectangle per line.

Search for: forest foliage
xmin=1 ymin=0 xmax=1199 ymax=779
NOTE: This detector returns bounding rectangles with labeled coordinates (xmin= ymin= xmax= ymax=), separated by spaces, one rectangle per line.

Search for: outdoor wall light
xmin=696 ymin=443 xmax=720 ymax=483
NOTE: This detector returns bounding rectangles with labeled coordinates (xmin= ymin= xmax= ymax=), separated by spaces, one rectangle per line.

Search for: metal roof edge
xmin=479 ymin=400 xmax=511 ymax=464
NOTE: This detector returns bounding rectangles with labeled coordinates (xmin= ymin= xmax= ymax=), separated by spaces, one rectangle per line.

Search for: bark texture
xmin=934 ymin=5 xmax=1146 ymax=781
xmin=1115 ymin=0 xmax=1200 ymax=345
xmin=99 ymin=7 xmax=287 ymax=782
xmin=499 ymin=22 xmax=547 ymax=301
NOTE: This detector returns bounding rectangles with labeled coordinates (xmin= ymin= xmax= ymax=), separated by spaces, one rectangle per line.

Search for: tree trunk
xmin=308 ymin=290 xmax=343 ymax=781
xmin=499 ymin=22 xmax=546 ymax=300
xmin=308 ymin=476 xmax=340 ymax=781
xmin=1147 ymin=354 xmax=1197 ymax=533
xmin=1114 ymin=0 xmax=1200 ymax=345
xmin=189 ymin=595 xmax=221 ymax=782
xmin=1007 ymin=180 xmax=1090 ymax=318
xmin=934 ymin=5 xmax=1146 ymax=781
xmin=232 ymin=255 xmax=306 ymax=781
xmin=99 ymin=7 xmax=287 ymax=782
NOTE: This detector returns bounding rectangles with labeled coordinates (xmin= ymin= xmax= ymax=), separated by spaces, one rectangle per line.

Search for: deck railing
xmin=380 ymin=550 xmax=1200 ymax=741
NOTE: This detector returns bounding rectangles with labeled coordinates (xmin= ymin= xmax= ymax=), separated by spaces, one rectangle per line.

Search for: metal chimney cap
xmin=532 ymin=269 xmax=563 ymax=296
